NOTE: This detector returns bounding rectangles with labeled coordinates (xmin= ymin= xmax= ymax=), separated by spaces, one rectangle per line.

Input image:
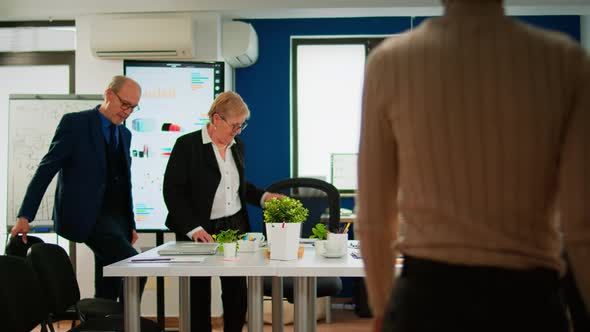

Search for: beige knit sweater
xmin=357 ymin=1 xmax=590 ymax=317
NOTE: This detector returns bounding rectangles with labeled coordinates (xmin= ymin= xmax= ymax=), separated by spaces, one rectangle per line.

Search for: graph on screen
xmin=124 ymin=60 xmax=225 ymax=230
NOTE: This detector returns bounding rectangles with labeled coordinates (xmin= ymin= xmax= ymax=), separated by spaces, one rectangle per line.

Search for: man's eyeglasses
xmin=113 ymin=91 xmax=140 ymax=112
xmin=217 ymin=113 xmax=248 ymax=132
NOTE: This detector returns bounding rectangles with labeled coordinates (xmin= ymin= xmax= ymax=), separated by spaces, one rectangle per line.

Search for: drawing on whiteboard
xmin=7 ymin=95 xmax=102 ymax=226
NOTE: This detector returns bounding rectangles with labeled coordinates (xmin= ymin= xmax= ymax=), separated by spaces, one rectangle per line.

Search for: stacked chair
xmin=0 ymin=255 xmax=48 ymax=331
xmin=3 ymin=236 xmax=160 ymax=332
xmin=5 ymin=234 xmax=45 ymax=257
xmin=5 ymin=235 xmax=80 ymax=331
xmin=26 ymin=243 xmax=161 ymax=332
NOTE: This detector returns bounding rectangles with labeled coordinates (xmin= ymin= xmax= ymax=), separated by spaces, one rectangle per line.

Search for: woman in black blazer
xmin=163 ymin=91 xmax=281 ymax=332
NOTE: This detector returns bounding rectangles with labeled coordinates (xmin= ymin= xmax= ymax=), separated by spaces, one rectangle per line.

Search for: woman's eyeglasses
xmin=217 ymin=113 xmax=248 ymax=132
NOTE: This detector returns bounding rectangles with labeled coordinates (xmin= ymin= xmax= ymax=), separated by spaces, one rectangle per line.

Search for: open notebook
xmin=157 ymin=242 xmax=220 ymax=256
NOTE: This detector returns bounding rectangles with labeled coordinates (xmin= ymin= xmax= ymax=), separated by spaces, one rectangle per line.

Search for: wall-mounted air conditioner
xmin=222 ymin=21 xmax=258 ymax=68
xmin=90 ymin=15 xmax=196 ymax=59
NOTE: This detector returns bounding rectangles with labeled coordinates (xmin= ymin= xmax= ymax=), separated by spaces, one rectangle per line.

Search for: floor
xmin=33 ymin=308 xmax=374 ymax=331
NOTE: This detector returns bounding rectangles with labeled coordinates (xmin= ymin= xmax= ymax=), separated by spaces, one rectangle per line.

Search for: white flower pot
xmin=314 ymin=240 xmax=327 ymax=255
xmin=266 ymin=223 xmax=301 ymax=260
xmin=222 ymin=242 xmax=237 ymax=258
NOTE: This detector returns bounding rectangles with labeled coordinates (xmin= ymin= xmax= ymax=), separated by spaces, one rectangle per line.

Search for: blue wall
xmin=236 ymin=15 xmax=580 ymax=232
xmin=236 ymin=17 xmax=412 ymax=231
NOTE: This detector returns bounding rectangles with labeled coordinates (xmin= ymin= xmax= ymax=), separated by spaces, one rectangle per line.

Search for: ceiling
xmin=0 ymin=0 xmax=589 ymax=21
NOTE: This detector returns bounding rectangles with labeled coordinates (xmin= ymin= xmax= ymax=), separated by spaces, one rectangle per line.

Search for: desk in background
xmin=320 ymin=212 xmax=356 ymax=223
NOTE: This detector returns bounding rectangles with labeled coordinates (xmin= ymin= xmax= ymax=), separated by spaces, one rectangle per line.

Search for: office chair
xmin=26 ymin=243 xmax=161 ymax=332
xmin=0 ymin=255 xmax=49 ymax=332
xmin=263 ymin=177 xmax=343 ymax=323
xmin=5 ymin=234 xmax=45 ymax=257
xmin=5 ymin=234 xmax=77 ymax=330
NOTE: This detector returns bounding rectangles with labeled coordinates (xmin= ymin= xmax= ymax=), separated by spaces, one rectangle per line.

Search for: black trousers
xmin=85 ymin=212 xmax=146 ymax=302
xmin=562 ymin=254 xmax=590 ymax=331
xmin=382 ymin=256 xmax=569 ymax=332
xmin=190 ymin=210 xmax=249 ymax=332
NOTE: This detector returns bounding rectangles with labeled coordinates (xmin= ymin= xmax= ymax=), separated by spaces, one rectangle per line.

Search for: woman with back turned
xmin=356 ymin=0 xmax=590 ymax=331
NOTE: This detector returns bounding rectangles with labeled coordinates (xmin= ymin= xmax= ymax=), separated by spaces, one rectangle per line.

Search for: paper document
xmin=130 ymin=256 xmax=206 ymax=263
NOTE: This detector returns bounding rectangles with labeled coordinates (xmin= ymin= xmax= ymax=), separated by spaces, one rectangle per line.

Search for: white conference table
xmin=104 ymin=240 xmax=366 ymax=332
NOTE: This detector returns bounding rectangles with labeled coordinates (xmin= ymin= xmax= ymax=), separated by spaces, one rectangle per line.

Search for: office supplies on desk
xmin=299 ymin=238 xmax=318 ymax=244
xmin=341 ymin=222 xmax=351 ymax=233
xmin=351 ymin=251 xmax=362 ymax=259
xmin=131 ymin=256 xmax=206 ymax=263
xmin=131 ymin=257 xmax=172 ymax=262
xmin=157 ymin=242 xmax=220 ymax=255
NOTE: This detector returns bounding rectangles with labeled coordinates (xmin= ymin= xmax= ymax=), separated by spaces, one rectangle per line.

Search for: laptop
xmin=158 ymin=242 xmax=220 ymax=256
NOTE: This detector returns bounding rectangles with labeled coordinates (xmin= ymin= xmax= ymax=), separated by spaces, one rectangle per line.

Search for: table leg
xmin=293 ymin=277 xmax=309 ymax=332
xmin=156 ymin=232 xmax=165 ymax=332
xmin=124 ymin=277 xmax=141 ymax=332
xmin=179 ymin=276 xmax=191 ymax=332
xmin=272 ymin=276 xmax=284 ymax=332
xmin=248 ymin=276 xmax=264 ymax=332
xmin=307 ymin=277 xmax=317 ymax=332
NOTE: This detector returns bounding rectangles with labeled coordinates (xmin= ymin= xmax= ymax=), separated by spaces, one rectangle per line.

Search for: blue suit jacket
xmin=18 ymin=108 xmax=134 ymax=242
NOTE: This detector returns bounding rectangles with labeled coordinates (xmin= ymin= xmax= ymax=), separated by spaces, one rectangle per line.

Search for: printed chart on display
xmin=124 ymin=60 xmax=225 ymax=231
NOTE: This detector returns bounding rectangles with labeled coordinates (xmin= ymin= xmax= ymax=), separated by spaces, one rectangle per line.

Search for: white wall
xmin=74 ymin=12 xmax=228 ymax=317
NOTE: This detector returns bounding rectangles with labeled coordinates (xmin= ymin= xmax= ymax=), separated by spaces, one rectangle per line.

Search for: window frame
xmin=0 ymin=21 xmax=75 ymax=93
xmin=291 ymin=37 xmax=385 ymax=192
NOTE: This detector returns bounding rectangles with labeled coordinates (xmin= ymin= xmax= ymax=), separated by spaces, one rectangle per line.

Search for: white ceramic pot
xmin=223 ymin=242 xmax=237 ymax=258
xmin=314 ymin=240 xmax=327 ymax=255
xmin=266 ymin=223 xmax=301 ymax=260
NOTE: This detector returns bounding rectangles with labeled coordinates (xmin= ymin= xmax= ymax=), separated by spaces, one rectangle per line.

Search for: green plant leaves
xmin=309 ymin=223 xmax=328 ymax=240
xmin=213 ymin=229 xmax=244 ymax=244
xmin=263 ymin=197 xmax=309 ymax=223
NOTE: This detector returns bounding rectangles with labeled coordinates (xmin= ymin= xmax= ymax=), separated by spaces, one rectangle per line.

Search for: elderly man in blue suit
xmin=10 ymin=75 xmax=144 ymax=301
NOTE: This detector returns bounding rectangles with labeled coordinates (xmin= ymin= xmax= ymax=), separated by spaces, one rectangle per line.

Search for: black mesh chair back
xmin=265 ymin=177 xmax=341 ymax=237
xmin=0 ymin=255 xmax=48 ymax=331
xmin=263 ymin=177 xmax=343 ymax=304
xmin=5 ymin=234 xmax=45 ymax=257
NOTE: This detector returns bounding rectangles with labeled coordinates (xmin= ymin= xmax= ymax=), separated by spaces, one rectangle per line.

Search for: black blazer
xmin=18 ymin=108 xmax=134 ymax=242
xmin=163 ymin=130 xmax=264 ymax=239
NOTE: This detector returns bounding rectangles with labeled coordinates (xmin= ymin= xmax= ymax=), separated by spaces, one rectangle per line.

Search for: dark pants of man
xmin=382 ymin=256 xmax=569 ymax=332
xmin=85 ymin=213 xmax=146 ymax=302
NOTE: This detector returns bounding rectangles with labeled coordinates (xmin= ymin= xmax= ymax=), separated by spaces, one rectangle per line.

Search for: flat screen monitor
xmin=330 ymin=153 xmax=357 ymax=193
xmin=124 ymin=60 xmax=225 ymax=231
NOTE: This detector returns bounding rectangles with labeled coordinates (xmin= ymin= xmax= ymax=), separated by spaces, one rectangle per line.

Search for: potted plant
xmin=310 ymin=223 xmax=328 ymax=255
xmin=213 ymin=229 xmax=244 ymax=258
xmin=263 ymin=197 xmax=309 ymax=260
xmin=310 ymin=222 xmax=328 ymax=240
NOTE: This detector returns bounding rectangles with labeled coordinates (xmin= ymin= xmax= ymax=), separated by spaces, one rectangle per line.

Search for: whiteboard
xmin=7 ymin=94 xmax=102 ymax=227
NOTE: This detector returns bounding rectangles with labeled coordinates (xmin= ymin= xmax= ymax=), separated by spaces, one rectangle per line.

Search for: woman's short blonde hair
xmin=208 ymin=91 xmax=251 ymax=120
